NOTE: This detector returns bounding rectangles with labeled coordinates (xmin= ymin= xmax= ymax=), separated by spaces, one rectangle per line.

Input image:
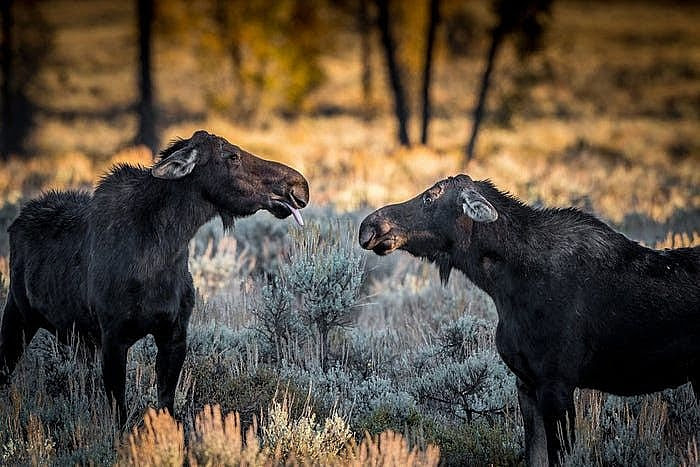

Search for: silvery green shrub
xmin=412 ymin=315 xmax=517 ymax=423
xmin=562 ymin=394 xmax=673 ymax=467
xmin=413 ymin=356 xmax=515 ymax=423
xmin=341 ymin=328 xmax=402 ymax=379
xmin=280 ymin=363 xmax=416 ymax=427
xmin=282 ymin=222 xmax=365 ymax=370
xmin=187 ymin=321 xmax=257 ymax=367
xmin=438 ymin=313 xmax=495 ymax=358
xmin=251 ymin=276 xmax=308 ymax=363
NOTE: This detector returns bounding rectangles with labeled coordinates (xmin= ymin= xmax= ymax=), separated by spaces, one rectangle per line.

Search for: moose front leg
xmin=518 ymin=379 xmax=548 ymax=466
xmin=101 ymin=334 xmax=129 ymax=426
xmin=154 ymin=327 xmax=187 ymax=416
xmin=154 ymin=289 xmax=192 ymax=416
xmin=537 ymin=381 xmax=576 ymax=466
xmin=0 ymin=294 xmax=39 ymax=385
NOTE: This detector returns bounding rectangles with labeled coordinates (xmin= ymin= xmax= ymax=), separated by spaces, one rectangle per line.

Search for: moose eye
xmin=223 ymin=146 xmax=241 ymax=162
xmin=423 ymin=185 xmax=444 ymax=206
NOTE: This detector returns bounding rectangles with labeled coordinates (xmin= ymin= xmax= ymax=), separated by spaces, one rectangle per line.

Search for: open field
xmin=0 ymin=0 xmax=698 ymax=465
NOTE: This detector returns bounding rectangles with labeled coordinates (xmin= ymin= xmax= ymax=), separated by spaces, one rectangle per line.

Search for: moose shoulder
xmin=0 ymin=130 xmax=309 ymax=424
xmin=359 ymin=174 xmax=700 ymax=466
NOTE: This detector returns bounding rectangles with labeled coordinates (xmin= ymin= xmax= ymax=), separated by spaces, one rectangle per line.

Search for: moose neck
xmin=93 ymin=165 xmax=218 ymax=261
xmin=149 ymin=177 xmax=218 ymax=250
xmin=450 ymin=182 xmax=543 ymax=304
xmin=450 ymin=181 xmax=630 ymax=310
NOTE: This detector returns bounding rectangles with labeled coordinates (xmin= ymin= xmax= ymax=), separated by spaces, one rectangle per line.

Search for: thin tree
xmin=358 ymin=0 xmax=372 ymax=110
xmin=420 ymin=0 xmax=439 ymax=145
xmin=375 ymin=0 xmax=410 ymax=146
xmin=136 ymin=0 xmax=157 ymax=154
xmin=464 ymin=0 xmax=551 ymax=163
xmin=464 ymin=20 xmax=502 ymax=162
xmin=2 ymin=0 xmax=50 ymax=158
xmin=1 ymin=0 xmax=12 ymax=159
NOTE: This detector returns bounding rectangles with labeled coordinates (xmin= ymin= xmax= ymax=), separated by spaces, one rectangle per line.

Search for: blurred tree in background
xmin=358 ymin=0 xmax=373 ymax=113
xmin=0 ymin=0 xmax=559 ymax=156
xmin=172 ymin=0 xmax=329 ymax=121
xmin=136 ymin=0 xmax=157 ymax=154
xmin=420 ymin=0 xmax=440 ymax=144
xmin=464 ymin=0 xmax=552 ymax=162
xmin=1 ymin=0 xmax=12 ymax=159
xmin=375 ymin=0 xmax=410 ymax=146
xmin=13 ymin=0 xmax=695 ymax=161
xmin=0 ymin=0 xmax=51 ymax=158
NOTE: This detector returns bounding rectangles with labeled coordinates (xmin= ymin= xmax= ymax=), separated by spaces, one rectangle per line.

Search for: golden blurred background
xmin=0 ymin=0 xmax=698 ymax=229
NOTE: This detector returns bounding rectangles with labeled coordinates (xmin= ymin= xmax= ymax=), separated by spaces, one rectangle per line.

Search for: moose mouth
xmin=362 ymin=233 xmax=403 ymax=256
xmin=269 ymin=198 xmax=305 ymax=226
xmin=375 ymin=240 xmax=399 ymax=255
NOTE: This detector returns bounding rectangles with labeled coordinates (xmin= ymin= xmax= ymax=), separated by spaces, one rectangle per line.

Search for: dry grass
xmin=655 ymin=231 xmax=700 ymax=249
xmin=120 ymin=409 xmax=185 ymax=466
xmin=683 ymin=438 xmax=699 ymax=467
xmin=120 ymin=401 xmax=439 ymax=467
xmin=0 ymin=146 xmax=154 ymax=203
xmin=344 ymin=430 xmax=441 ymax=467
xmin=2 ymin=117 xmax=697 ymax=226
xmin=188 ymin=405 xmax=264 ymax=466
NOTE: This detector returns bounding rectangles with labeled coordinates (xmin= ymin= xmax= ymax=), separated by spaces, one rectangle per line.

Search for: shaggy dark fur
xmin=359 ymin=174 xmax=699 ymax=466
xmin=0 ymin=130 xmax=309 ymax=423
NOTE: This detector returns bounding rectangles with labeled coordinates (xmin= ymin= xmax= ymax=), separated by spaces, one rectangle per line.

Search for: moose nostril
xmin=359 ymin=228 xmax=375 ymax=248
xmin=290 ymin=183 xmax=309 ymax=208
xmin=376 ymin=221 xmax=392 ymax=237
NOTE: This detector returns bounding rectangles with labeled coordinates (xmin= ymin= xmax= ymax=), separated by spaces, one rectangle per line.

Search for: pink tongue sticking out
xmin=282 ymin=202 xmax=304 ymax=226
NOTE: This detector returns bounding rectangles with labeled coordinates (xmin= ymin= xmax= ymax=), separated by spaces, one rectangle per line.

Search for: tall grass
xmin=120 ymin=399 xmax=439 ymax=467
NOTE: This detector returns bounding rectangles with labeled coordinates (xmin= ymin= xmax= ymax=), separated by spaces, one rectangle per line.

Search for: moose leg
xmin=101 ymin=334 xmax=128 ymax=425
xmin=154 ymin=327 xmax=187 ymax=416
xmin=0 ymin=294 xmax=39 ymax=385
xmin=518 ymin=379 xmax=548 ymax=466
xmin=537 ymin=382 xmax=576 ymax=466
xmin=154 ymin=286 xmax=194 ymax=416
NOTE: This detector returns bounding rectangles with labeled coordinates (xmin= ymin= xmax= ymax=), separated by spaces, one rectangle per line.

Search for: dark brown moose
xmin=359 ymin=174 xmax=699 ymax=466
xmin=0 ymin=130 xmax=309 ymax=423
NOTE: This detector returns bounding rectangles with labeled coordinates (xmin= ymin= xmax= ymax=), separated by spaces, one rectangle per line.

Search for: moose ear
xmin=151 ymin=148 xmax=199 ymax=179
xmin=460 ymin=189 xmax=498 ymax=223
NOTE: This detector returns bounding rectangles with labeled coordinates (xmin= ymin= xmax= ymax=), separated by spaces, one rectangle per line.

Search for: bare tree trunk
xmin=318 ymin=320 xmax=328 ymax=372
xmin=358 ymin=0 xmax=372 ymax=109
xmin=464 ymin=27 xmax=503 ymax=164
xmin=1 ymin=0 xmax=12 ymax=159
xmin=375 ymin=0 xmax=410 ymax=146
xmin=420 ymin=0 xmax=439 ymax=145
xmin=136 ymin=0 xmax=157 ymax=154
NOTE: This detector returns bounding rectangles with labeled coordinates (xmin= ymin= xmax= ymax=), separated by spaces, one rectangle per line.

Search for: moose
xmin=0 ymin=130 xmax=309 ymax=423
xmin=359 ymin=174 xmax=699 ymax=465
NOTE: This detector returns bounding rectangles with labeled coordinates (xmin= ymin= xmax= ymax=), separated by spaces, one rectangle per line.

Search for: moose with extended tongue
xmin=359 ymin=174 xmax=699 ymax=466
xmin=0 ymin=130 xmax=308 ymax=423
